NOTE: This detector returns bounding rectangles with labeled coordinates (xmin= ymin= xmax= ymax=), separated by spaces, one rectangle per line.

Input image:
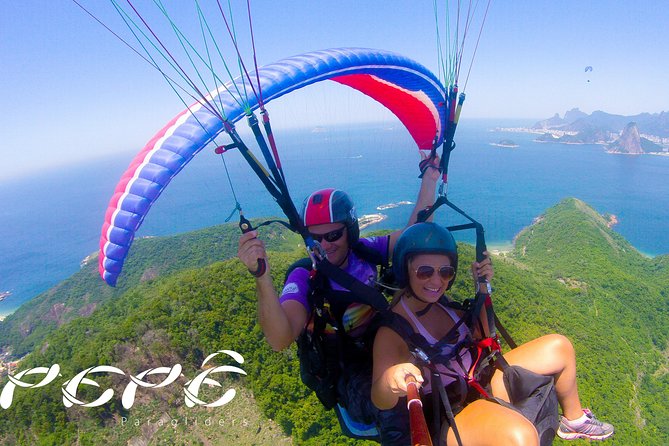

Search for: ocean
xmin=1 ymin=119 xmax=668 ymax=316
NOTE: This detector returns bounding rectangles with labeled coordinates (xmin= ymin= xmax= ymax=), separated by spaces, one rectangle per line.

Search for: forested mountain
xmin=1 ymin=199 xmax=667 ymax=445
xmin=0 ymin=220 xmax=301 ymax=359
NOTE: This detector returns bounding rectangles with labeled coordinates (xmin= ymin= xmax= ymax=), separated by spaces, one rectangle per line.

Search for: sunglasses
xmin=414 ymin=265 xmax=455 ymax=281
xmin=309 ymin=227 xmax=346 ymax=243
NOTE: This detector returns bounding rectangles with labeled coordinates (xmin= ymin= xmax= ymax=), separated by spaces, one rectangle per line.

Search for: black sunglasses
xmin=309 ymin=227 xmax=346 ymax=243
xmin=414 ymin=265 xmax=455 ymax=281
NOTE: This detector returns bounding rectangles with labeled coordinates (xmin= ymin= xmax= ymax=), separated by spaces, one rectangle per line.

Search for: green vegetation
xmin=0 ymin=220 xmax=301 ymax=358
xmin=1 ymin=199 xmax=667 ymax=445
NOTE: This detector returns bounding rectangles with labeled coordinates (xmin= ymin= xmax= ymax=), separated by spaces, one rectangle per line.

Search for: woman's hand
xmin=385 ymin=363 xmax=424 ymax=396
xmin=472 ymin=250 xmax=494 ymax=282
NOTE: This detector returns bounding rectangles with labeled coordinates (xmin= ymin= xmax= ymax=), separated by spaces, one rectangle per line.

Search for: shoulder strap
xmin=353 ymin=237 xmax=397 ymax=296
xmin=286 ymin=241 xmax=389 ymax=312
xmin=382 ymin=299 xmax=477 ymax=364
xmin=315 ymin=258 xmax=389 ymax=311
xmin=381 ymin=311 xmax=438 ymax=361
xmin=284 ymin=257 xmax=314 ymax=282
xmin=350 ymin=239 xmax=388 ymax=267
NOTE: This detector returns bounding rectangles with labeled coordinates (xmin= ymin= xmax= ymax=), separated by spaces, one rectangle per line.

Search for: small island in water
xmin=490 ymin=139 xmax=519 ymax=148
xmin=359 ymin=213 xmax=387 ymax=230
xmin=376 ymin=200 xmax=413 ymax=211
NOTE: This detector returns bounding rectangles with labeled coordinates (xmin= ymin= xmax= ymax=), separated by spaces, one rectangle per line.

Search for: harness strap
xmin=287 ymin=242 xmax=391 ymax=346
xmin=315 ymin=257 xmax=389 ymax=312
xmin=495 ymin=312 xmax=517 ymax=349
xmin=383 ymin=299 xmax=503 ymax=446
xmin=296 ymin=243 xmax=389 ymax=412
xmin=466 ymin=337 xmax=501 ymax=399
xmin=435 ymin=369 xmax=464 ymax=446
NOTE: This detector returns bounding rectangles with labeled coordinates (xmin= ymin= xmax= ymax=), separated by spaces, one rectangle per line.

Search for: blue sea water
xmin=1 ymin=119 xmax=668 ymax=316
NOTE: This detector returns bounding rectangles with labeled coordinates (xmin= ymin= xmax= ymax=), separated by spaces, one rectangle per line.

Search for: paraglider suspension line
xmin=217 ymin=148 xmax=244 ymax=222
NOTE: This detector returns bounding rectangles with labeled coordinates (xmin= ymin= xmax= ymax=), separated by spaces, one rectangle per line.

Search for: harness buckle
xmin=307 ymin=241 xmax=328 ymax=270
xmin=411 ymin=346 xmax=431 ymax=365
xmin=467 ymin=377 xmax=490 ymax=399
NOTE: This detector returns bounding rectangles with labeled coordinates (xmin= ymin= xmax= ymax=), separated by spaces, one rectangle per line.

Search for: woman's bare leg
xmin=443 ymin=399 xmax=539 ymax=446
xmin=490 ymin=334 xmax=583 ymax=420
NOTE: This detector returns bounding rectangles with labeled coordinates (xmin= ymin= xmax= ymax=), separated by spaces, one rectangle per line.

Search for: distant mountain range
xmin=531 ymin=108 xmax=669 ymax=154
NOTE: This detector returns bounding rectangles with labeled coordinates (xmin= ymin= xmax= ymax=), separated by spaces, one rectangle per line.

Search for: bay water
xmin=1 ymin=119 xmax=667 ymax=316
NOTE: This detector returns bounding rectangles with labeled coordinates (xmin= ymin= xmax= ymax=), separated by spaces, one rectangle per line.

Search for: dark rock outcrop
xmin=607 ymin=122 xmax=644 ymax=154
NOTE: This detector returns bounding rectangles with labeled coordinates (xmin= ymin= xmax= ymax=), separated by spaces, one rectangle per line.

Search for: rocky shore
xmin=359 ymin=213 xmax=387 ymax=230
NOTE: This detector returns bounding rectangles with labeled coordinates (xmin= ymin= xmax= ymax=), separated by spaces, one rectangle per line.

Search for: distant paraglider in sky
xmin=585 ymin=66 xmax=593 ymax=82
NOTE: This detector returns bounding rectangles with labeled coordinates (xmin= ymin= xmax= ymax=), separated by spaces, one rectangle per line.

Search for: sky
xmin=1 ymin=0 xmax=668 ymax=180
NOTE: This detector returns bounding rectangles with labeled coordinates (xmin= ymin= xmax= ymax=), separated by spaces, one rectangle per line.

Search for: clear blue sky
xmin=2 ymin=1 xmax=668 ymax=180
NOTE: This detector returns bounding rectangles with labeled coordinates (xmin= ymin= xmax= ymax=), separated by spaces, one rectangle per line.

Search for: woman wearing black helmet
xmin=371 ymin=223 xmax=614 ymax=445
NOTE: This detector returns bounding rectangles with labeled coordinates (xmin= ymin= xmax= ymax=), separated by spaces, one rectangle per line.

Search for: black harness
xmin=382 ymin=295 xmax=493 ymax=436
xmin=383 ymin=292 xmax=559 ymax=446
xmin=286 ymin=240 xmax=391 ymax=409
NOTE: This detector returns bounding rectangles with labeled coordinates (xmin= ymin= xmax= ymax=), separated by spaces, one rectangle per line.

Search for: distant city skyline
xmin=2 ymin=1 xmax=668 ymax=179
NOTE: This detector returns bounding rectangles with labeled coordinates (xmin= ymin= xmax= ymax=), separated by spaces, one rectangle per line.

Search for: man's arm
xmin=387 ymin=153 xmax=440 ymax=255
xmin=238 ymin=231 xmax=307 ymax=351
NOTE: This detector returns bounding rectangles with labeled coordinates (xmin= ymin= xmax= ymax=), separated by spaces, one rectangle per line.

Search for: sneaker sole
xmin=557 ymin=430 xmax=614 ymax=441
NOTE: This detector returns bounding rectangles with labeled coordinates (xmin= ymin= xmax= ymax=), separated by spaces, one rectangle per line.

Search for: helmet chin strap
xmin=334 ymin=248 xmax=350 ymax=268
xmin=406 ymin=287 xmax=434 ymax=316
xmin=337 ymin=249 xmax=351 ymax=268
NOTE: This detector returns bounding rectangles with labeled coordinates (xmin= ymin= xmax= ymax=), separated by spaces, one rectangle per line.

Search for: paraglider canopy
xmin=99 ymin=48 xmax=447 ymax=286
xmin=585 ymin=66 xmax=593 ymax=82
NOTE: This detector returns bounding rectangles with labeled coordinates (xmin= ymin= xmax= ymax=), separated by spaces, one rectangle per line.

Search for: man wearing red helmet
xmin=238 ymin=157 xmax=441 ymax=350
xmin=238 ymin=155 xmax=445 ymax=442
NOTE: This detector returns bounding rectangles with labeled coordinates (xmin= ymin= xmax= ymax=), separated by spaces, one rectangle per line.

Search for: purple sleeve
xmin=279 ymin=236 xmax=388 ymax=310
xmin=359 ymin=235 xmax=390 ymax=263
xmin=279 ymin=267 xmax=311 ymax=311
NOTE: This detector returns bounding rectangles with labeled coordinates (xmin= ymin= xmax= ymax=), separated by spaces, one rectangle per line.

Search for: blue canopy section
xmin=100 ymin=47 xmax=446 ymax=286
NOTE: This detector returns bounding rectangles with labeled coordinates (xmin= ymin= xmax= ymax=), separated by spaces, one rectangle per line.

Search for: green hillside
xmin=504 ymin=198 xmax=669 ymax=444
xmin=1 ymin=199 xmax=667 ymax=445
xmin=0 ymin=220 xmax=301 ymax=358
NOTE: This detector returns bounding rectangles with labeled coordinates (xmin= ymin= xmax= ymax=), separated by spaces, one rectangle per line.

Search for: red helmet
xmin=301 ymin=189 xmax=359 ymax=244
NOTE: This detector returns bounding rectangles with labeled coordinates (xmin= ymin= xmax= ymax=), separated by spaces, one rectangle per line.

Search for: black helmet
xmin=392 ymin=222 xmax=458 ymax=289
xmin=301 ymin=188 xmax=359 ymax=244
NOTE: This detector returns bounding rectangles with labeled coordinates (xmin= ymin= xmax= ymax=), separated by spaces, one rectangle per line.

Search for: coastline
xmin=490 ymin=143 xmax=519 ymax=148
xmin=0 ymin=291 xmax=13 ymax=320
xmin=359 ymin=213 xmax=387 ymax=230
xmin=487 ymin=241 xmax=514 ymax=256
xmin=376 ymin=200 xmax=413 ymax=211
xmin=5 ymin=122 xmax=669 ymax=322
xmin=495 ymin=127 xmax=669 ymax=153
